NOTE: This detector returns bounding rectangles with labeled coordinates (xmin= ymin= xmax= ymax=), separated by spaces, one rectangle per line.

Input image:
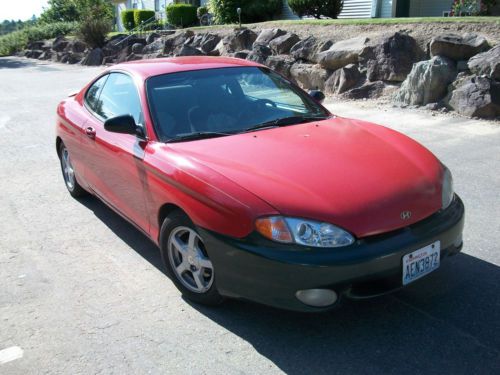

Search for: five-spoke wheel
xmin=160 ymin=211 xmax=223 ymax=305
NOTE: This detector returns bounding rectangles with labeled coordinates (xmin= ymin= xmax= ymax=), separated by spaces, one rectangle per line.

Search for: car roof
xmin=112 ymin=56 xmax=263 ymax=79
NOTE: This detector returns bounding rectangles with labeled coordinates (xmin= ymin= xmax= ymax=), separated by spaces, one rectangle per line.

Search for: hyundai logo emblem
xmin=400 ymin=211 xmax=412 ymax=220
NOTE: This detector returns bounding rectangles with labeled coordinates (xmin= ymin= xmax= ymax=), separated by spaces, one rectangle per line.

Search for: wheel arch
xmin=158 ymin=203 xmax=187 ymax=238
xmin=56 ymin=137 xmax=63 ymax=158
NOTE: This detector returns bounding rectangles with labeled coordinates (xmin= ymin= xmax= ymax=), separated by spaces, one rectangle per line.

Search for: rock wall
xmin=22 ymin=27 xmax=500 ymax=120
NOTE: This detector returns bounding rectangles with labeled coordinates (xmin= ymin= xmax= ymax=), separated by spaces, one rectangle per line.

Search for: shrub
xmin=197 ymin=6 xmax=209 ymax=19
xmin=0 ymin=21 xmax=78 ymax=56
xmin=166 ymin=4 xmax=198 ymax=27
xmin=288 ymin=0 xmax=344 ymax=19
xmin=134 ymin=9 xmax=156 ymax=28
xmin=208 ymin=0 xmax=282 ymax=24
xmin=78 ymin=17 xmax=112 ymax=48
xmin=121 ymin=9 xmax=136 ymax=31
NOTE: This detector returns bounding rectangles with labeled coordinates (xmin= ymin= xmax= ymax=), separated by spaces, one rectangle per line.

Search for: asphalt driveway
xmin=0 ymin=57 xmax=499 ymax=375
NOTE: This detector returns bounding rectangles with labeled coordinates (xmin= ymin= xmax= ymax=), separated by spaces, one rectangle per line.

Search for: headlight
xmin=442 ymin=166 xmax=454 ymax=210
xmin=255 ymin=216 xmax=355 ymax=248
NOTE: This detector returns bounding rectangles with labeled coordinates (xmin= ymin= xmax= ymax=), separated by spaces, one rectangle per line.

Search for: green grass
xmin=186 ymin=16 xmax=500 ymax=31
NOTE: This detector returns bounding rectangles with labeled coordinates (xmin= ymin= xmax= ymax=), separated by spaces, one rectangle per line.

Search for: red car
xmin=56 ymin=57 xmax=464 ymax=312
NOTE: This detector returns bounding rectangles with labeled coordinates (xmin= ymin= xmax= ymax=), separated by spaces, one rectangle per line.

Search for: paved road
xmin=0 ymin=57 xmax=499 ymax=375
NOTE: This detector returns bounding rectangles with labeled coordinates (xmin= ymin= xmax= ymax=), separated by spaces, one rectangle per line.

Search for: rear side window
xmin=85 ymin=75 xmax=108 ymax=112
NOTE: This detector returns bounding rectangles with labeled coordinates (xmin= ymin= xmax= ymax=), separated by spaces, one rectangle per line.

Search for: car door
xmin=81 ymin=72 xmax=150 ymax=233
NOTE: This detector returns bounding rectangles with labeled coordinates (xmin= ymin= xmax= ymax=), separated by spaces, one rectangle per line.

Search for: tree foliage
xmin=288 ymin=0 xmax=344 ymax=19
xmin=40 ymin=0 xmax=113 ymax=23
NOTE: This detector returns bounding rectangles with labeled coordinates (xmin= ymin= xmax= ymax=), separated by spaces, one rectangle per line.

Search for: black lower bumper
xmin=200 ymin=196 xmax=465 ymax=312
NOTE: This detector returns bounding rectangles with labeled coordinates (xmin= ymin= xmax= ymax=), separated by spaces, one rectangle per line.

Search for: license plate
xmin=402 ymin=241 xmax=440 ymax=285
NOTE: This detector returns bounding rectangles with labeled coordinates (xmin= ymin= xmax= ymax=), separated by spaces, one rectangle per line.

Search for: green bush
xmin=288 ymin=0 xmax=344 ymax=19
xmin=134 ymin=9 xmax=156 ymax=27
xmin=0 ymin=21 xmax=78 ymax=56
xmin=78 ymin=17 xmax=112 ymax=48
xmin=197 ymin=6 xmax=209 ymax=19
xmin=121 ymin=9 xmax=135 ymax=31
xmin=166 ymin=4 xmax=198 ymax=27
xmin=208 ymin=0 xmax=282 ymax=24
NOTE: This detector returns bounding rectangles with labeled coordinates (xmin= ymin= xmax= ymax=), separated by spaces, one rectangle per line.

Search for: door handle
xmin=85 ymin=126 xmax=96 ymax=139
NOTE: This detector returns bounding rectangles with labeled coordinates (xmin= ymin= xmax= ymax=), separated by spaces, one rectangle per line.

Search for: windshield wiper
xmin=166 ymin=131 xmax=233 ymax=143
xmin=242 ymin=115 xmax=330 ymax=133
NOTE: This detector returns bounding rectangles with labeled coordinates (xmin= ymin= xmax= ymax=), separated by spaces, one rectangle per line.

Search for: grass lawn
xmin=107 ymin=16 xmax=500 ymax=36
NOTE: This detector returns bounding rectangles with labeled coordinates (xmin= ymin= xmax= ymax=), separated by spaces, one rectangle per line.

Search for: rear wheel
xmin=160 ymin=211 xmax=223 ymax=306
xmin=59 ymin=143 xmax=87 ymax=198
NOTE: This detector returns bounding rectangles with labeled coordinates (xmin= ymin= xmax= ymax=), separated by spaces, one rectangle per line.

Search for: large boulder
xmin=146 ymin=32 xmax=161 ymax=44
xmin=164 ymin=31 xmax=194 ymax=55
xmin=394 ymin=56 xmax=457 ymax=106
xmin=81 ymin=48 xmax=104 ymax=66
xmin=343 ymin=81 xmax=385 ymax=100
xmin=246 ymin=44 xmax=272 ymax=64
xmin=66 ymin=39 xmax=87 ymax=53
xmin=131 ymin=43 xmax=144 ymax=54
xmin=317 ymin=36 xmax=368 ymax=70
xmin=254 ymin=28 xmax=287 ymax=46
xmin=269 ymin=33 xmax=300 ymax=55
xmin=446 ymin=75 xmax=500 ymax=119
xmin=190 ymin=33 xmax=221 ymax=54
xmin=290 ymin=63 xmax=330 ymax=91
xmin=468 ymin=44 xmax=500 ymax=80
xmin=325 ymin=64 xmax=363 ymax=94
xmin=142 ymin=38 xmax=164 ymax=55
xmin=265 ymin=55 xmax=296 ymax=79
xmin=52 ymin=36 xmax=69 ymax=52
xmin=174 ymin=45 xmax=203 ymax=57
xmin=429 ymin=33 xmax=490 ymax=61
xmin=218 ymin=29 xmax=257 ymax=54
xmin=290 ymin=36 xmax=333 ymax=63
xmin=359 ymin=32 xmax=424 ymax=82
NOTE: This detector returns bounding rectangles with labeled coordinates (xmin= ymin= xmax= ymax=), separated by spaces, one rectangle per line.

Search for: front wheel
xmin=59 ymin=143 xmax=87 ymax=198
xmin=160 ymin=211 xmax=224 ymax=306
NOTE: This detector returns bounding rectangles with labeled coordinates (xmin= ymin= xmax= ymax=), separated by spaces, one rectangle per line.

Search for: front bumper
xmin=200 ymin=195 xmax=465 ymax=312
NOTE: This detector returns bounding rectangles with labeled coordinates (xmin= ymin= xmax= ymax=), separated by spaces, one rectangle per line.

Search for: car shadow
xmin=79 ymin=195 xmax=500 ymax=375
xmin=77 ymin=195 xmax=164 ymax=273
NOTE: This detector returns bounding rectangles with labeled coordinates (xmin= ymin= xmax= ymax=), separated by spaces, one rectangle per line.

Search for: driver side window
xmin=87 ymin=73 xmax=143 ymax=126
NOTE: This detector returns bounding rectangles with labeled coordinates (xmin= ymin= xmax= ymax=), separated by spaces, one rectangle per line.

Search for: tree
xmin=288 ymin=0 xmax=344 ymax=19
xmin=40 ymin=0 xmax=113 ymax=24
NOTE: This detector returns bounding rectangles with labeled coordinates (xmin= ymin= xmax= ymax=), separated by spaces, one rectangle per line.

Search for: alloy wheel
xmin=61 ymin=147 xmax=75 ymax=191
xmin=167 ymin=226 xmax=214 ymax=294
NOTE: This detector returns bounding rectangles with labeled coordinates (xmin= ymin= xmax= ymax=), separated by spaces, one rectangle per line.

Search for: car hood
xmin=169 ymin=117 xmax=444 ymax=238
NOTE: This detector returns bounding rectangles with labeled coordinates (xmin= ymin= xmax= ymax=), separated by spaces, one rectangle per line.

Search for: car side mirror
xmin=309 ymin=90 xmax=325 ymax=103
xmin=104 ymin=114 xmax=142 ymax=136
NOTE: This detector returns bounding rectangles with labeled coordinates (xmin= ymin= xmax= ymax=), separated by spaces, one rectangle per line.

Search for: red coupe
xmin=56 ymin=57 xmax=464 ymax=311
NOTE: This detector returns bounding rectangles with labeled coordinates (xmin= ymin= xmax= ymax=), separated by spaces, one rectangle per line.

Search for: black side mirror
xmin=309 ymin=90 xmax=325 ymax=103
xmin=104 ymin=114 xmax=141 ymax=136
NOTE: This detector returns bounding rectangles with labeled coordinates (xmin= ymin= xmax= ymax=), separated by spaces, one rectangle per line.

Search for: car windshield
xmin=146 ymin=67 xmax=330 ymax=142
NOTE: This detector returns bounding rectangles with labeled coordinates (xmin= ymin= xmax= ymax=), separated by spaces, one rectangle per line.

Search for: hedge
xmin=166 ymin=4 xmax=198 ymax=27
xmin=0 ymin=21 xmax=78 ymax=56
xmin=121 ymin=9 xmax=135 ymax=31
xmin=208 ymin=0 xmax=282 ymax=24
xmin=134 ymin=9 xmax=156 ymax=27
xmin=288 ymin=0 xmax=344 ymax=19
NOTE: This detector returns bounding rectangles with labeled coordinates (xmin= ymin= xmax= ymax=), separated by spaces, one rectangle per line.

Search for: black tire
xmin=160 ymin=210 xmax=224 ymax=306
xmin=58 ymin=143 xmax=87 ymax=198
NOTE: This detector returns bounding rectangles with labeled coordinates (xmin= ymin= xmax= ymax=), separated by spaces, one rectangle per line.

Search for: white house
xmin=339 ymin=0 xmax=456 ymax=18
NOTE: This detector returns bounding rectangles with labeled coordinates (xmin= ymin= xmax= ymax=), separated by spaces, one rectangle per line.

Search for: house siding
xmin=338 ymin=0 xmax=374 ymax=18
xmin=409 ymin=0 xmax=453 ymax=16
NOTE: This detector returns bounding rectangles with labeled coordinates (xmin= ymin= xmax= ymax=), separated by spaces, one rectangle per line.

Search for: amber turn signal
xmin=255 ymin=216 xmax=293 ymax=243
